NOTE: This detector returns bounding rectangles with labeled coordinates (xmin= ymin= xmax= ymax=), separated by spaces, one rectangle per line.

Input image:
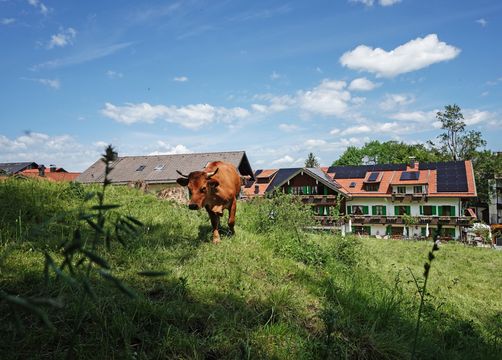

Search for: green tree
xmin=332 ymin=140 xmax=440 ymax=166
xmin=305 ymin=152 xmax=320 ymax=167
xmin=429 ymin=104 xmax=486 ymax=161
xmin=471 ymin=150 xmax=502 ymax=204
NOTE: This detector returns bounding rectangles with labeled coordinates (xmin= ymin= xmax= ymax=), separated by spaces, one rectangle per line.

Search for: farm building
xmin=0 ymin=162 xmax=39 ymax=175
xmin=77 ymin=151 xmax=254 ymax=197
xmin=244 ymin=160 xmax=478 ymax=241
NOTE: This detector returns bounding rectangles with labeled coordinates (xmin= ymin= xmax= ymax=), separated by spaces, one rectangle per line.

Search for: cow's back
xmin=204 ymin=161 xmax=240 ymax=201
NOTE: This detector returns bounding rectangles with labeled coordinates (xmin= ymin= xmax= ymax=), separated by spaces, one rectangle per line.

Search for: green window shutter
xmin=382 ymin=206 xmax=386 ymax=216
xmin=421 ymin=227 xmax=426 ymax=236
xmin=347 ymin=206 xmax=352 ymax=214
xmin=406 ymin=206 xmax=411 ymax=215
xmin=431 ymin=206 xmax=437 ymax=216
xmin=324 ymin=187 xmax=328 ymax=195
xmin=363 ymin=206 xmax=369 ymax=215
xmin=386 ymin=225 xmax=392 ymax=235
xmin=394 ymin=206 xmax=399 ymax=216
xmin=372 ymin=206 xmax=377 ymax=215
xmin=419 ymin=206 xmax=423 ymax=215
xmin=451 ymin=206 xmax=455 ymax=216
xmin=365 ymin=226 xmax=371 ymax=234
xmin=438 ymin=206 xmax=443 ymax=216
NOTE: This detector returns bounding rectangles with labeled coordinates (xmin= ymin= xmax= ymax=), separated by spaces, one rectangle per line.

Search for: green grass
xmin=1 ymin=178 xmax=501 ymax=359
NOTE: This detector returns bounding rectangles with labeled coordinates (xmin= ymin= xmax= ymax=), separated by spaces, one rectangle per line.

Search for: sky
xmin=1 ymin=0 xmax=501 ymax=171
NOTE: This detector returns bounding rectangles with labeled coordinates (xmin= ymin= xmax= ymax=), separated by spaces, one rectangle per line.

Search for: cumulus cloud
xmin=48 ymin=27 xmax=77 ymax=49
xmin=304 ymin=139 xmax=327 ymax=148
xmin=379 ymin=93 xmax=415 ymax=110
xmin=0 ymin=131 xmax=101 ymax=171
xmin=340 ymin=125 xmax=372 ymax=135
xmin=348 ymin=77 xmax=380 ymax=91
xmin=389 ymin=110 xmax=436 ymax=122
xmin=297 ymin=79 xmax=351 ymax=116
xmin=148 ymin=141 xmax=192 ymax=155
xmin=101 ymin=102 xmax=250 ymax=129
xmin=173 ymin=76 xmax=188 ymax=82
xmin=278 ymin=123 xmax=299 ymax=132
xmin=271 ymin=155 xmax=295 ymax=165
xmin=251 ymin=94 xmax=295 ymax=114
xmin=340 ymin=34 xmax=460 ymax=77
xmin=463 ymin=109 xmax=498 ymax=126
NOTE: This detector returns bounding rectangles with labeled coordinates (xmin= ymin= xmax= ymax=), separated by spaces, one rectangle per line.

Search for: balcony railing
xmin=348 ymin=215 xmax=474 ymax=226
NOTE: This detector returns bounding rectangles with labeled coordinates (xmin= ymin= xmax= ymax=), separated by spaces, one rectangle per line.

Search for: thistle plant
xmin=409 ymin=241 xmax=440 ymax=359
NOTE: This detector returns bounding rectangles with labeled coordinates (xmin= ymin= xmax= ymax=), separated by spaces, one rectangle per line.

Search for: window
xmin=353 ymin=226 xmax=371 ymax=235
xmin=439 ymin=205 xmax=455 ymax=216
xmin=351 ymin=205 xmax=369 ymax=215
xmin=349 ymin=182 xmax=356 ymax=188
xmin=257 ymin=177 xmax=270 ymax=184
xmin=154 ymin=164 xmax=165 ymax=171
xmin=364 ymin=183 xmax=379 ymax=192
xmin=420 ymin=205 xmax=436 ymax=216
xmin=372 ymin=205 xmax=386 ymax=215
xmin=136 ymin=165 xmax=146 ymax=171
xmin=397 ymin=186 xmax=406 ymax=194
xmin=254 ymin=185 xmax=259 ymax=194
xmin=394 ymin=205 xmax=410 ymax=216
xmin=413 ymin=185 xmax=423 ymax=193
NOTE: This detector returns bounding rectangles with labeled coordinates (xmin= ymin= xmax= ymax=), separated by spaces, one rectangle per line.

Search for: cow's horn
xmin=206 ymin=168 xmax=219 ymax=178
xmin=176 ymin=170 xmax=188 ymax=178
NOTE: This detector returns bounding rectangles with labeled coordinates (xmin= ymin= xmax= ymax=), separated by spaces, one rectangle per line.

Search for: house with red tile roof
xmin=243 ymin=160 xmax=477 ymax=241
xmin=20 ymin=165 xmax=80 ymax=182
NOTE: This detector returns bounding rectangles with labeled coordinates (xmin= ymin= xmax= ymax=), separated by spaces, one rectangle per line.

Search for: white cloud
xmin=389 ymin=110 xmax=436 ymax=122
xmin=476 ymin=18 xmax=487 ymax=27
xmin=340 ymin=34 xmax=460 ymax=77
xmin=340 ymin=125 xmax=372 ymax=135
xmin=251 ymin=94 xmax=295 ymax=114
xmin=0 ymin=131 xmax=101 ymax=171
xmin=348 ymin=77 xmax=380 ymax=91
xmin=22 ymin=77 xmax=60 ymax=89
xmin=379 ymin=0 xmax=401 ymax=6
xmin=48 ymin=27 xmax=77 ymax=49
xmin=1 ymin=18 xmax=15 ymax=25
xmin=271 ymin=155 xmax=295 ymax=165
xmin=149 ymin=141 xmax=192 ymax=155
xmin=297 ymin=79 xmax=351 ymax=116
xmin=173 ymin=76 xmax=188 ymax=82
xmin=106 ymin=70 xmax=123 ymax=79
xmin=304 ymin=139 xmax=327 ymax=148
xmin=28 ymin=0 xmax=50 ymax=16
xmin=350 ymin=0 xmax=401 ymax=6
xmin=463 ymin=110 xmax=497 ymax=126
xmin=278 ymin=123 xmax=299 ymax=132
xmin=379 ymin=93 xmax=415 ymax=110
xmin=330 ymin=128 xmax=341 ymax=135
xmin=101 ymin=102 xmax=250 ymax=129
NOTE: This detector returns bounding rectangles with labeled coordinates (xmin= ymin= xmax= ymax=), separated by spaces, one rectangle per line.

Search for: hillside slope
xmin=0 ymin=179 xmax=501 ymax=359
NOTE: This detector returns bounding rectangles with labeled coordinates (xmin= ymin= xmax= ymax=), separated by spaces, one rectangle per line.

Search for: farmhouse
xmin=77 ymin=151 xmax=254 ymax=194
xmin=0 ymin=162 xmax=39 ymax=175
xmin=244 ymin=160 xmax=477 ymax=241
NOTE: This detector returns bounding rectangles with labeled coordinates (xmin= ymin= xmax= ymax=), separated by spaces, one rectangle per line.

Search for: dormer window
xmin=136 ymin=165 xmax=146 ymax=171
xmin=154 ymin=164 xmax=165 ymax=171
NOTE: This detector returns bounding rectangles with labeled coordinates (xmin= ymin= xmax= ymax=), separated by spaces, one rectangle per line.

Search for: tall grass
xmin=0 ymin=179 xmax=501 ymax=359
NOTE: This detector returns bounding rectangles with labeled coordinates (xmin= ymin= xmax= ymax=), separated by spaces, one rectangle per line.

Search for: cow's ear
xmin=177 ymin=178 xmax=189 ymax=186
xmin=208 ymin=179 xmax=219 ymax=188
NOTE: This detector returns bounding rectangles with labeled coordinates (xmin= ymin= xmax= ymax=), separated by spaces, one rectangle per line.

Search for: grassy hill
xmin=0 ymin=178 xmax=501 ymax=359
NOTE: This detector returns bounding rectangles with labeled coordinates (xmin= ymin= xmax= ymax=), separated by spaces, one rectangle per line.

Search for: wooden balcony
xmin=347 ymin=215 xmax=475 ymax=226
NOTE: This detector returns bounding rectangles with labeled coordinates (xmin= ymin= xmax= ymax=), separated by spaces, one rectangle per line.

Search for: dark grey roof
xmin=265 ymin=167 xmax=345 ymax=196
xmin=0 ymin=162 xmax=38 ymax=175
xmin=77 ymin=151 xmax=254 ymax=184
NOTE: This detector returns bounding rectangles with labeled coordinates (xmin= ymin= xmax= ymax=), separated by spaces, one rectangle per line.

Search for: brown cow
xmin=176 ymin=161 xmax=241 ymax=244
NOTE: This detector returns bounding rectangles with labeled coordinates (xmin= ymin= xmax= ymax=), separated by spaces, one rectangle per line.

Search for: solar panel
xmin=265 ymin=168 xmax=300 ymax=192
xmin=368 ymin=172 xmax=380 ymax=181
xmin=435 ymin=161 xmax=468 ymax=192
xmin=400 ymin=171 xmax=419 ymax=180
xmin=328 ymin=163 xmax=407 ymax=179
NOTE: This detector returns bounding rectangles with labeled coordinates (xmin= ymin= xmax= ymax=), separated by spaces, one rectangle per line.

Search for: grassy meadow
xmin=0 ymin=177 xmax=501 ymax=359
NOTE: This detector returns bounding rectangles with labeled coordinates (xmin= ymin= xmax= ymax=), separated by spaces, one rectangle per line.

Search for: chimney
xmin=408 ymin=156 xmax=418 ymax=170
xmin=38 ymin=165 xmax=46 ymax=177
xmin=49 ymin=164 xmax=57 ymax=172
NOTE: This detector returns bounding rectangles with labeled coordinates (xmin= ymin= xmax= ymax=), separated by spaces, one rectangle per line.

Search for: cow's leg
xmin=206 ymin=207 xmax=220 ymax=244
xmin=228 ymin=198 xmax=237 ymax=235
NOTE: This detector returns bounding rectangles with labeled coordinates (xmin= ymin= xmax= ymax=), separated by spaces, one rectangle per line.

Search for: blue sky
xmin=1 ymin=0 xmax=501 ymax=171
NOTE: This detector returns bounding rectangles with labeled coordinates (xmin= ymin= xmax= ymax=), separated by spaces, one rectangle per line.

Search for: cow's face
xmin=176 ymin=171 xmax=219 ymax=210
